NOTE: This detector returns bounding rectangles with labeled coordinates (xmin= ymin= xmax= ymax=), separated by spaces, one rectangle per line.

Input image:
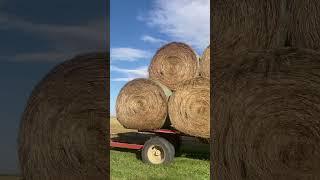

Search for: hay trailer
xmin=110 ymin=129 xmax=181 ymax=165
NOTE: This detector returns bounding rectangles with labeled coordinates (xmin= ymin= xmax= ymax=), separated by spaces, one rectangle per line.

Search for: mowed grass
xmin=110 ymin=117 xmax=210 ymax=180
xmin=111 ymin=150 xmax=209 ymax=180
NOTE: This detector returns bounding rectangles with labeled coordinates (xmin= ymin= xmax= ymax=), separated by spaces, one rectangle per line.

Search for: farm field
xmin=110 ymin=117 xmax=210 ymax=180
xmin=111 ymin=150 xmax=209 ymax=180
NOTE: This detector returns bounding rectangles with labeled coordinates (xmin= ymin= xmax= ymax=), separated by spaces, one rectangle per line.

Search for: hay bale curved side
xmin=149 ymin=42 xmax=199 ymax=90
xmin=168 ymin=77 xmax=210 ymax=138
xmin=116 ymin=78 xmax=170 ymax=130
xmin=288 ymin=0 xmax=320 ymax=51
xmin=200 ymin=45 xmax=210 ymax=79
xmin=212 ymin=0 xmax=286 ymax=66
xmin=18 ymin=53 xmax=108 ymax=180
xmin=212 ymin=48 xmax=320 ymax=179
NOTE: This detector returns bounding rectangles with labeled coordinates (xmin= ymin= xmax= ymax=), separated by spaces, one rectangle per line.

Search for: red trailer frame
xmin=110 ymin=129 xmax=179 ymax=150
xmin=110 ymin=141 xmax=144 ymax=150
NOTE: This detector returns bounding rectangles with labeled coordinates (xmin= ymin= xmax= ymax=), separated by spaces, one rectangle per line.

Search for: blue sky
xmin=110 ymin=0 xmax=209 ymax=115
xmin=0 ymin=0 xmax=107 ymax=174
xmin=0 ymin=0 xmax=209 ymax=174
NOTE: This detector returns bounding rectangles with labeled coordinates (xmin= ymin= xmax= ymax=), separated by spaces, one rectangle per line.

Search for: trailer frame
xmin=110 ymin=129 xmax=182 ymax=164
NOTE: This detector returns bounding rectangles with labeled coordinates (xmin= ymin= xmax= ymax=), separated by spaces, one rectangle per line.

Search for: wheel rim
xmin=147 ymin=145 xmax=165 ymax=164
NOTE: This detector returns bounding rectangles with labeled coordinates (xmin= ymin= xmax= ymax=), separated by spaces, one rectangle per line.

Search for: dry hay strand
xmin=200 ymin=45 xmax=210 ymax=79
xmin=212 ymin=47 xmax=320 ymax=180
xmin=287 ymin=0 xmax=320 ymax=51
xmin=18 ymin=52 xmax=108 ymax=180
xmin=149 ymin=42 xmax=199 ymax=90
xmin=116 ymin=78 xmax=171 ymax=130
xmin=168 ymin=77 xmax=210 ymax=138
xmin=212 ymin=0 xmax=287 ymax=62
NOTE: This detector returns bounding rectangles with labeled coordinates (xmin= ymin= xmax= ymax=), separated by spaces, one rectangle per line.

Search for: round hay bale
xmin=212 ymin=0 xmax=287 ymax=62
xmin=200 ymin=45 xmax=210 ymax=79
xmin=168 ymin=77 xmax=210 ymax=138
xmin=212 ymin=48 xmax=320 ymax=179
xmin=149 ymin=42 xmax=199 ymax=90
xmin=288 ymin=0 xmax=320 ymax=51
xmin=116 ymin=78 xmax=171 ymax=130
xmin=18 ymin=52 xmax=108 ymax=180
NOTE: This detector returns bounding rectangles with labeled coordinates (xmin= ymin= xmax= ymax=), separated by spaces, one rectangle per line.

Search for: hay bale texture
xmin=212 ymin=0 xmax=320 ymax=61
xmin=116 ymin=78 xmax=171 ymax=130
xmin=169 ymin=77 xmax=210 ymax=138
xmin=200 ymin=45 xmax=210 ymax=79
xmin=288 ymin=0 xmax=320 ymax=51
xmin=18 ymin=53 xmax=108 ymax=180
xmin=212 ymin=0 xmax=288 ymax=64
xmin=212 ymin=48 xmax=320 ymax=179
xmin=149 ymin=42 xmax=199 ymax=90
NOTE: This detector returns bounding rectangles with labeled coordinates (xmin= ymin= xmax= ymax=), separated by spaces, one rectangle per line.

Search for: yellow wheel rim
xmin=147 ymin=145 xmax=165 ymax=164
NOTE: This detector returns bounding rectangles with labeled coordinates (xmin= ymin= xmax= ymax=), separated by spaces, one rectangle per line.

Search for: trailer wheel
xmin=141 ymin=137 xmax=175 ymax=165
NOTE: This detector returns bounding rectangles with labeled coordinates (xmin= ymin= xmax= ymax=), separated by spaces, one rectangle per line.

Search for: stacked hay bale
xmin=116 ymin=78 xmax=170 ymax=130
xmin=212 ymin=1 xmax=320 ymax=179
xmin=168 ymin=77 xmax=210 ymax=138
xmin=18 ymin=53 xmax=109 ymax=180
xmin=199 ymin=45 xmax=210 ymax=79
xmin=116 ymin=42 xmax=210 ymax=139
xmin=148 ymin=42 xmax=199 ymax=90
xmin=213 ymin=48 xmax=320 ymax=179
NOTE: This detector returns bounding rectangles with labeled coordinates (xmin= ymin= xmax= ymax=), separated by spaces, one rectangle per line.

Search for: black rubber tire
xmin=158 ymin=133 xmax=181 ymax=151
xmin=141 ymin=137 xmax=175 ymax=165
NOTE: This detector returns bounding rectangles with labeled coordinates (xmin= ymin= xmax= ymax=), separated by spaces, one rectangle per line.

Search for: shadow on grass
xmin=178 ymin=143 xmax=209 ymax=160
xmin=179 ymin=152 xmax=210 ymax=160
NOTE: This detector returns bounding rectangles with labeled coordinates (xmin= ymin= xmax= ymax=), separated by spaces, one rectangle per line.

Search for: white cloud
xmin=141 ymin=35 xmax=167 ymax=44
xmin=111 ymin=65 xmax=148 ymax=77
xmin=110 ymin=65 xmax=148 ymax=82
xmin=142 ymin=0 xmax=209 ymax=50
xmin=111 ymin=48 xmax=151 ymax=61
xmin=111 ymin=78 xmax=136 ymax=82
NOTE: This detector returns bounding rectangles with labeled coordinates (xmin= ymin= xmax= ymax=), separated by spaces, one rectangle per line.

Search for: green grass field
xmin=111 ymin=150 xmax=209 ymax=180
xmin=110 ymin=117 xmax=210 ymax=179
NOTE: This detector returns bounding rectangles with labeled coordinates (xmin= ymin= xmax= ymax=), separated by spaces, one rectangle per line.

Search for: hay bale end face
xmin=200 ymin=45 xmax=210 ymax=79
xmin=213 ymin=48 xmax=320 ymax=180
xmin=149 ymin=42 xmax=199 ymax=90
xmin=116 ymin=78 xmax=170 ymax=130
xmin=168 ymin=77 xmax=210 ymax=138
xmin=18 ymin=53 xmax=109 ymax=180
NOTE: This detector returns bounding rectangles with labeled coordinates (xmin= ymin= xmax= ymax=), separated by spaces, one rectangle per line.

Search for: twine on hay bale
xmin=168 ymin=77 xmax=210 ymax=138
xmin=200 ymin=45 xmax=210 ymax=79
xmin=212 ymin=0 xmax=288 ymax=61
xmin=18 ymin=52 xmax=108 ymax=180
xmin=212 ymin=48 xmax=320 ymax=180
xmin=116 ymin=78 xmax=171 ymax=130
xmin=149 ymin=42 xmax=199 ymax=90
